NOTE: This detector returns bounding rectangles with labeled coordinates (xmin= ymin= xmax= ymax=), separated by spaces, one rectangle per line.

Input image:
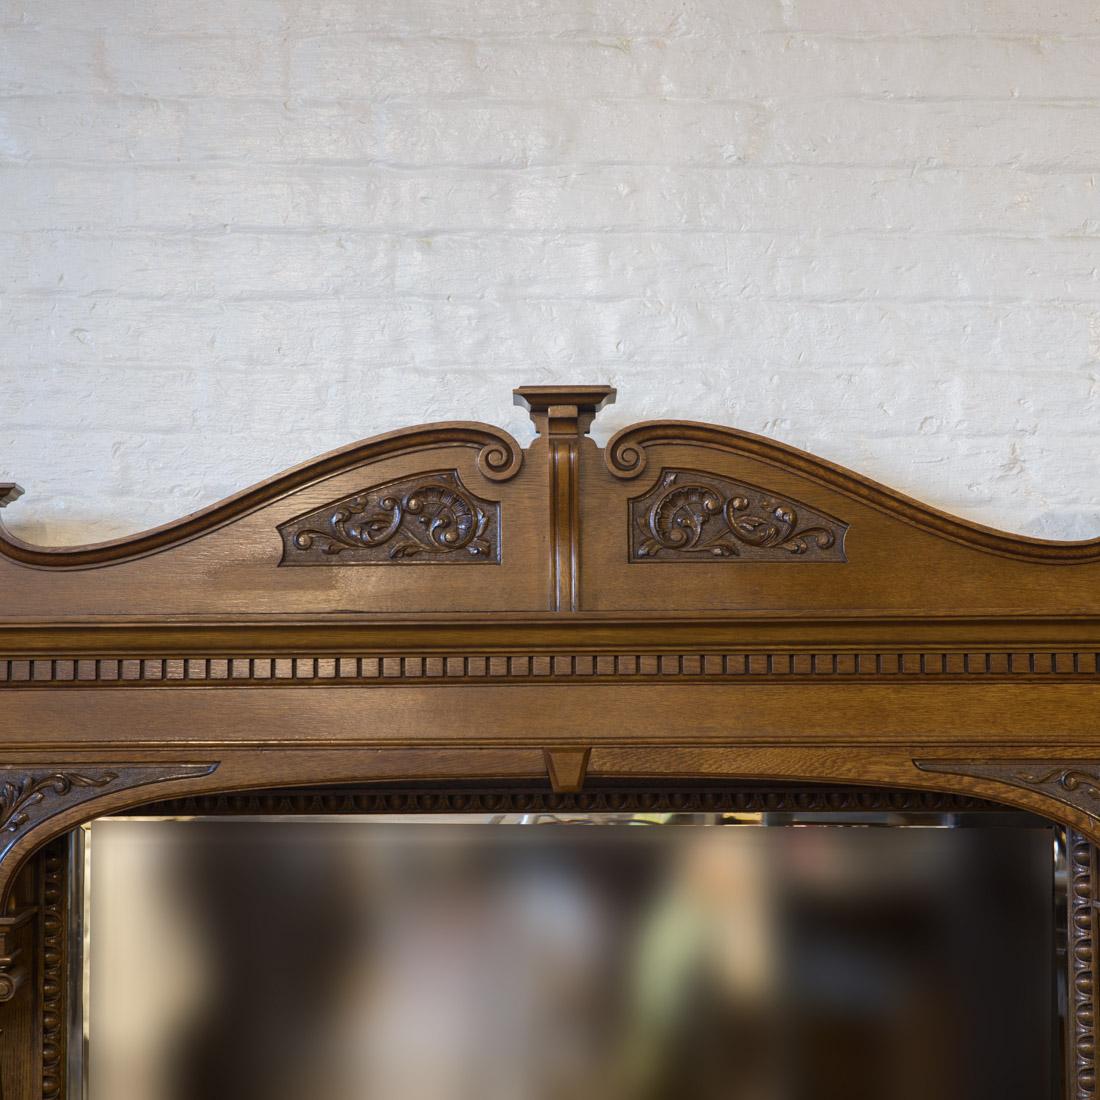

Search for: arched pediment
xmin=2 ymin=382 xmax=1100 ymax=1094
xmin=1 ymin=383 xmax=1098 ymax=619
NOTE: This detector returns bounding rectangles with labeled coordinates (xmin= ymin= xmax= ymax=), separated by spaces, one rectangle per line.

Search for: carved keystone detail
xmin=279 ymin=470 xmax=500 ymax=565
xmin=629 ymin=469 xmax=848 ymax=562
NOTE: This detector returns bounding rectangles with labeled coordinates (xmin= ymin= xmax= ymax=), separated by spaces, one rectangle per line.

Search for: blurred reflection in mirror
xmin=86 ymin=819 xmax=1054 ymax=1100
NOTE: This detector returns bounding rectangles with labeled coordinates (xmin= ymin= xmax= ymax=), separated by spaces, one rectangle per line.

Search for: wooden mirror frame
xmin=1 ymin=382 xmax=1099 ymax=1098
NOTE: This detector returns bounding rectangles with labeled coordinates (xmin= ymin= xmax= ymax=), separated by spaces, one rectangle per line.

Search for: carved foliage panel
xmin=279 ymin=469 xmax=501 ymax=565
xmin=629 ymin=469 xmax=848 ymax=562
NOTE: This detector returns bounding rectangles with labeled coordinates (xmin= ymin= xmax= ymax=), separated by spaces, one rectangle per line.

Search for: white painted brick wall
xmin=1 ymin=0 xmax=1099 ymax=544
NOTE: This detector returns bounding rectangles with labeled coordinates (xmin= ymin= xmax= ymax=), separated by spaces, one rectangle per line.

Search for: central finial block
xmin=513 ymin=385 xmax=616 ymax=438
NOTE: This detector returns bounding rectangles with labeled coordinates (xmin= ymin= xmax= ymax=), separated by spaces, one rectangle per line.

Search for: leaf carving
xmin=0 ymin=772 xmax=117 ymax=834
xmin=279 ymin=470 xmax=500 ymax=565
xmin=0 ymin=764 xmax=218 ymax=864
xmin=631 ymin=470 xmax=847 ymax=562
xmin=917 ymin=760 xmax=1100 ymax=827
xmin=1013 ymin=767 xmax=1100 ymax=802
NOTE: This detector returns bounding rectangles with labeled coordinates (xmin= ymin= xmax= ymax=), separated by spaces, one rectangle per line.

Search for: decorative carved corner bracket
xmin=917 ymin=760 xmax=1100 ymax=826
xmin=630 ymin=469 xmax=848 ymax=562
xmin=278 ymin=470 xmax=501 ymax=565
xmin=0 ymin=764 xmax=215 ymax=1005
xmin=0 ymin=764 xmax=218 ymax=864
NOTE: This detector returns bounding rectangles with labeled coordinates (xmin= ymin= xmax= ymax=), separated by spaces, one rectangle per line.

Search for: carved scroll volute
xmin=630 ymin=470 xmax=848 ymax=562
xmin=278 ymin=470 xmax=501 ymax=565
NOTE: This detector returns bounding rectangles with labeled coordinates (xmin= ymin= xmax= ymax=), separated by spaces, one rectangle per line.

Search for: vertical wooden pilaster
xmin=38 ymin=838 xmax=70 ymax=1100
xmin=513 ymin=385 xmax=615 ymax=612
xmin=0 ymin=860 xmax=40 ymax=1100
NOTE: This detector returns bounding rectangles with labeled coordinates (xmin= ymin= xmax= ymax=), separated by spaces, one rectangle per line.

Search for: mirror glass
xmin=83 ymin=814 xmax=1057 ymax=1100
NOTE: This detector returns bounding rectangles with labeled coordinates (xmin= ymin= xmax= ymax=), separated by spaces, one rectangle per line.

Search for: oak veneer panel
xmin=1 ymin=682 xmax=1097 ymax=748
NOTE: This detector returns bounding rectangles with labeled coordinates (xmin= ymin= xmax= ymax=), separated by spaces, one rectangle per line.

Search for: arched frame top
xmin=606 ymin=418 xmax=1100 ymax=563
xmin=0 ymin=421 xmax=523 ymax=570
xmin=1 ymin=381 xmax=1099 ymax=1097
xmin=0 ymin=381 xmax=1097 ymax=831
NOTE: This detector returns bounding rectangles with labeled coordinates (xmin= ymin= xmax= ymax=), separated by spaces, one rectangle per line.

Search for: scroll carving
xmin=0 ymin=423 xmax=520 ymax=570
xmin=917 ymin=760 xmax=1100 ymax=824
xmin=0 ymin=772 xmax=116 ymax=838
xmin=279 ymin=470 xmax=500 ymax=565
xmin=0 ymin=764 xmax=218 ymax=864
xmin=630 ymin=470 xmax=847 ymax=562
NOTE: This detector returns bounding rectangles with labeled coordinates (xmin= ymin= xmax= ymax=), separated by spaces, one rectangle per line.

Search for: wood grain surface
xmin=1 ymin=382 xmax=1097 ymax=1096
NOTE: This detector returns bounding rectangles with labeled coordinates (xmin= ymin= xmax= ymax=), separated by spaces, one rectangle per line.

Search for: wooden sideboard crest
xmin=278 ymin=469 xmax=500 ymax=565
xmin=630 ymin=469 xmax=848 ymax=561
xmin=1 ymin=381 xmax=1100 ymax=1099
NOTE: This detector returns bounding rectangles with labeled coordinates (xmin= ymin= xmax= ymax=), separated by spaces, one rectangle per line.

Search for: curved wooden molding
xmin=2 ymin=380 xmax=1099 ymax=1097
xmin=0 ymin=422 xmax=522 ymax=570
xmin=0 ymin=763 xmax=218 ymax=862
xmin=607 ymin=419 xmax=1100 ymax=563
xmin=917 ymin=760 xmax=1100 ymax=823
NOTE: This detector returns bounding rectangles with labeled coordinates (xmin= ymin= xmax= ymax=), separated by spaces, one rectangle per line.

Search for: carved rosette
xmin=279 ymin=469 xmax=500 ymax=565
xmin=629 ymin=470 xmax=848 ymax=562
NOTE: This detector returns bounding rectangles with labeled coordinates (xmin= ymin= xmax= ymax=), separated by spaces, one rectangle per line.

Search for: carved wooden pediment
xmin=0 ymin=381 xmax=1098 ymax=1098
xmin=2 ymin=383 xmax=1098 ymax=617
